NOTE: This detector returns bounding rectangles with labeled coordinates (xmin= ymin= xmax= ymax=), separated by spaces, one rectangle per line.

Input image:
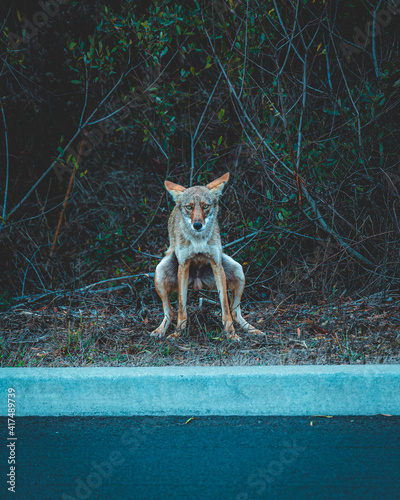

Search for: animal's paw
xmin=224 ymin=321 xmax=240 ymax=341
xmin=227 ymin=332 xmax=242 ymax=341
xmin=167 ymin=331 xmax=182 ymax=340
xmin=150 ymin=328 xmax=165 ymax=338
xmin=168 ymin=320 xmax=186 ymax=339
xmin=248 ymin=327 xmax=265 ymax=336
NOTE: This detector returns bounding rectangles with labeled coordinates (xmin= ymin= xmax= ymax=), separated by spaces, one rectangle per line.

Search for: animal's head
xmin=165 ymin=173 xmax=230 ymax=233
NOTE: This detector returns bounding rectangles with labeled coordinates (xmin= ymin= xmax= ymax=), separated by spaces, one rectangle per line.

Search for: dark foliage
xmin=0 ymin=1 xmax=400 ymax=364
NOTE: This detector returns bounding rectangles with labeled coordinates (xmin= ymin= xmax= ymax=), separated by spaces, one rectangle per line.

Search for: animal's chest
xmin=175 ymin=240 xmax=220 ymax=265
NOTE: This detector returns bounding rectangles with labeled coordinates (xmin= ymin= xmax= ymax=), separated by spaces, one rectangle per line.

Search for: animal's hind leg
xmin=150 ymin=254 xmax=176 ymax=338
xmin=222 ymin=254 xmax=264 ymax=336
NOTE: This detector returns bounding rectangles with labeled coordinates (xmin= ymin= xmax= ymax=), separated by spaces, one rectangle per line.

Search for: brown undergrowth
xmin=1 ymin=289 xmax=399 ymax=367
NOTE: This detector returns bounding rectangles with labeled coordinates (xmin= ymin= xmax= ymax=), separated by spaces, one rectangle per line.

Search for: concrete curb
xmin=1 ymin=365 xmax=400 ymax=416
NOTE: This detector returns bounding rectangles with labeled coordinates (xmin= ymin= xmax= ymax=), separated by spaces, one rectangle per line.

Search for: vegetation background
xmin=0 ymin=0 xmax=399 ymax=366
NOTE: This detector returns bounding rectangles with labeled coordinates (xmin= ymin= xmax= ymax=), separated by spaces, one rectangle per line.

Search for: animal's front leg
xmin=211 ymin=261 xmax=240 ymax=341
xmin=169 ymin=262 xmax=190 ymax=338
xmin=150 ymin=285 xmax=173 ymax=338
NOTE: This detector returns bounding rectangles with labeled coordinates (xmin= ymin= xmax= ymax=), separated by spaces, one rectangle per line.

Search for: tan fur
xmin=150 ymin=173 xmax=264 ymax=340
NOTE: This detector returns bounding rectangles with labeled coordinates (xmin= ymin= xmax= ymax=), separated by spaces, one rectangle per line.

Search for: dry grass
xmin=1 ymin=288 xmax=399 ymax=367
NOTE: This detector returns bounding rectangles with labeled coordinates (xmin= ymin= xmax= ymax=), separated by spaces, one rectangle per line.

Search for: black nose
xmin=193 ymin=222 xmax=203 ymax=231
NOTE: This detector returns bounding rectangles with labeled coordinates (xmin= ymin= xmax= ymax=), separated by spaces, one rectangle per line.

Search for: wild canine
xmin=151 ymin=172 xmax=263 ymax=340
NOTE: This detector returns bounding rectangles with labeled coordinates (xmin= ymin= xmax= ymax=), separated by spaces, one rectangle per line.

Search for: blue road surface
xmin=2 ymin=416 xmax=400 ymax=499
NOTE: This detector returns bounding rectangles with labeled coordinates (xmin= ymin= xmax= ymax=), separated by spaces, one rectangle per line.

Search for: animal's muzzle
xmin=193 ymin=222 xmax=203 ymax=231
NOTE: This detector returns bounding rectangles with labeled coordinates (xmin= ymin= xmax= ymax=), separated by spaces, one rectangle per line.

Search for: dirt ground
xmin=1 ymin=285 xmax=399 ymax=367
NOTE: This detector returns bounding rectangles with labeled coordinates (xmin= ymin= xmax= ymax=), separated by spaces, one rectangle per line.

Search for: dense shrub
xmin=1 ymin=0 xmax=400 ymax=304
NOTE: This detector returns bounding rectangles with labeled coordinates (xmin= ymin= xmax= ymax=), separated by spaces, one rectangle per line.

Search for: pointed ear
xmin=206 ymin=172 xmax=230 ymax=197
xmin=165 ymin=180 xmax=186 ymax=203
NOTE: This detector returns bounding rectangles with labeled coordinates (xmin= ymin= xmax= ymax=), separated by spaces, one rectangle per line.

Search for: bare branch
xmin=1 ymin=102 xmax=9 ymax=222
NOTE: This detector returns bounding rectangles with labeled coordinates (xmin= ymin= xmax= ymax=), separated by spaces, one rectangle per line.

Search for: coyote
xmin=150 ymin=172 xmax=263 ymax=340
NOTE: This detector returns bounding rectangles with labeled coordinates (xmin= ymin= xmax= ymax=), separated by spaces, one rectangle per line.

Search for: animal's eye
xmin=185 ymin=205 xmax=193 ymax=211
xmin=203 ymin=204 xmax=210 ymax=210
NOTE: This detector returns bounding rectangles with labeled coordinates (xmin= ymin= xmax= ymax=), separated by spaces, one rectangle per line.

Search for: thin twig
xmin=9 ymin=274 xmax=155 ymax=308
xmin=79 ymin=64 xmax=90 ymax=128
xmin=223 ymin=231 xmax=262 ymax=249
xmin=72 ymin=273 xmax=155 ymax=293
xmin=238 ymin=0 xmax=249 ymax=100
xmin=372 ymin=1 xmax=383 ymax=79
xmin=19 ymin=247 xmax=47 ymax=298
xmin=327 ymin=19 xmax=363 ymax=152
xmin=1 ymin=102 xmax=9 ymax=221
xmin=48 ymin=133 xmax=88 ymax=262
